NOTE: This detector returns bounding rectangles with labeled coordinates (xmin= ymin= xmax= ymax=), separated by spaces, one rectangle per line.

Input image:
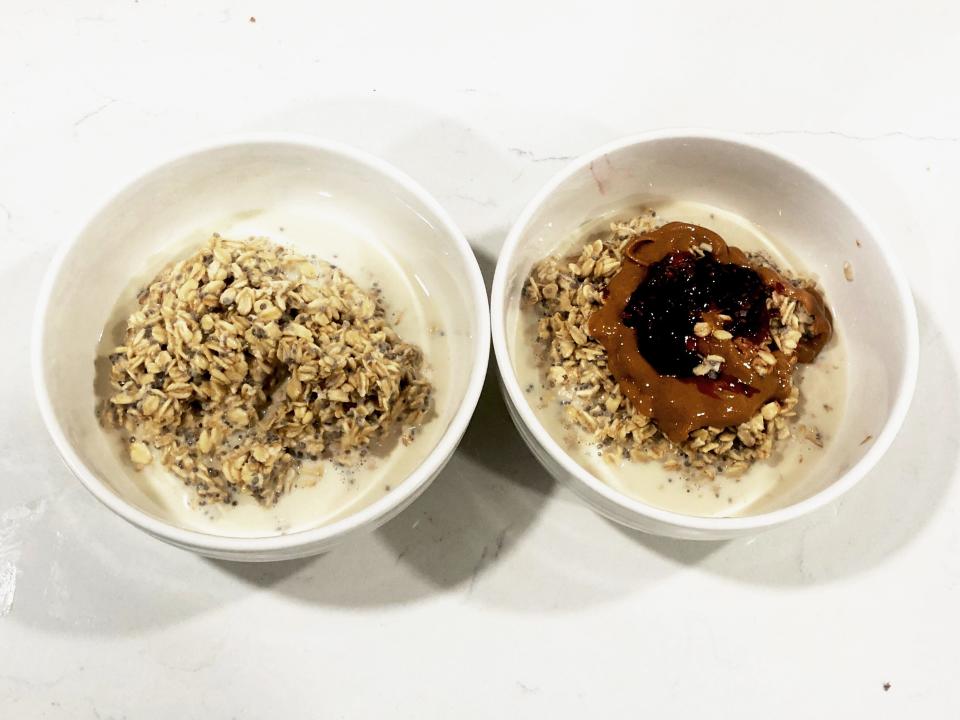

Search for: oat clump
xmin=524 ymin=211 xmax=825 ymax=479
xmin=101 ymin=235 xmax=433 ymax=505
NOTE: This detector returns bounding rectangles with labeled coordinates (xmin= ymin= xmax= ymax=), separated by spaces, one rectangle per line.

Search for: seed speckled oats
xmin=101 ymin=235 xmax=433 ymax=505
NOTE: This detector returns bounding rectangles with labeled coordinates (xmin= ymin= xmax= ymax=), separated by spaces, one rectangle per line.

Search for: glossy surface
xmin=620 ymin=226 xmax=773 ymax=374
xmin=590 ymin=221 xmax=832 ymax=441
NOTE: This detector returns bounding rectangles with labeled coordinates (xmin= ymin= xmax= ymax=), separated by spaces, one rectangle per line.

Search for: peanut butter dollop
xmin=588 ymin=222 xmax=832 ymax=442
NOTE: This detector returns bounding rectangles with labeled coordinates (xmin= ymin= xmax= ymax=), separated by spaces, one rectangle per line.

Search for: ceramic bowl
xmin=34 ymin=134 xmax=489 ymax=561
xmin=491 ymin=129 xmax=918 ymax=540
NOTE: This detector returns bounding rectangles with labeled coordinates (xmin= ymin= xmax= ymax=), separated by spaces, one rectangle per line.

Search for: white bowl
xmin=492 ymin=129 xmax=918 ymax=540
xmin=34 ymin=134 xmax=489 ymax=561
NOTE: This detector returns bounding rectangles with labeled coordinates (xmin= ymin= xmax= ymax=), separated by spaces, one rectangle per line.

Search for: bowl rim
xmin=491 ymin=127 xmax=920 ymax=532
xmin=32 ymin=131 xmax=491 ymax=554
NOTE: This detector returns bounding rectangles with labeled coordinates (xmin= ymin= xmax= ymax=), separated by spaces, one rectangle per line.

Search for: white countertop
xmin=2 ymin=2 xmax=959 ymax=717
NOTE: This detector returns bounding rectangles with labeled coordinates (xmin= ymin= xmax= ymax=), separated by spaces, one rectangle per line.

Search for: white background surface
xmin=2 ymin=1 xmax=959 ymax=717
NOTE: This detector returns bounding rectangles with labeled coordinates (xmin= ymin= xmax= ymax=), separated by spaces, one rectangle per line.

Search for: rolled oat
xmin=101 ymin=235 xmax=433 ymax=505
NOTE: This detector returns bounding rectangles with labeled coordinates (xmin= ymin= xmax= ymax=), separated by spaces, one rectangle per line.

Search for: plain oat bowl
xmin=34 ymin=134 xmax=489 ymax=561
xmin=491 ymin=130 xmax=918 ymax=540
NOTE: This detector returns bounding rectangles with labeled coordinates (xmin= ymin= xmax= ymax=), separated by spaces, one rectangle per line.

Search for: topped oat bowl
xmin=491 ymin=130 xmax=918 ymax=540
xmin=34 ymin=134 xmax=489 ymax=561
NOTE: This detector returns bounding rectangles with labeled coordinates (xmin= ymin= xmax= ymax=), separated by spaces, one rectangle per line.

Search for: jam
xmin=588 ymin=222 xmax=833 ymax=442
xmin=622 ymin=249 xmax=771 ymax=377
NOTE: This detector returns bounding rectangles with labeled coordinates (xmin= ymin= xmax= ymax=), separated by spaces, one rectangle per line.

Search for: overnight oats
xmin=517 ymin=202 xmax=846 ymax=516
xmin=98 ymin=232 xmax=441 ymax=535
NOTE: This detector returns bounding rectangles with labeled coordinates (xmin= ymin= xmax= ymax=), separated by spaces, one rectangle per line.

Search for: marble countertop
xmin=2 ymin=1 xmax=959 ymax=717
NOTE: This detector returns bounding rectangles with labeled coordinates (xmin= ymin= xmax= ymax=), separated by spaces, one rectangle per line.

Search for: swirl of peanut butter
xmin=588 ymin=222 xmax=832 ymax=442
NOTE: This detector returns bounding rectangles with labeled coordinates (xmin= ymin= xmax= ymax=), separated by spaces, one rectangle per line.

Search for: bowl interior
xmin=499 ymin=135 xmax=914 ymax=518
xmin=39 ymin=140 xmax=483 ymax=539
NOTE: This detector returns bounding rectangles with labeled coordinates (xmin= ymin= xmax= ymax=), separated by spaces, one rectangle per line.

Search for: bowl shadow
xmin=10 ymin=249 xmax=238 ymax=637
xmin=206 ymin=151 xmax=560 ymax=604
xmin=624 ymin=296 xmax=954 ymax=585
xmin=209 ymin=357 xmax=556 ymax=607
xmin=209 ymin=239 xmax=720 ymax=610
